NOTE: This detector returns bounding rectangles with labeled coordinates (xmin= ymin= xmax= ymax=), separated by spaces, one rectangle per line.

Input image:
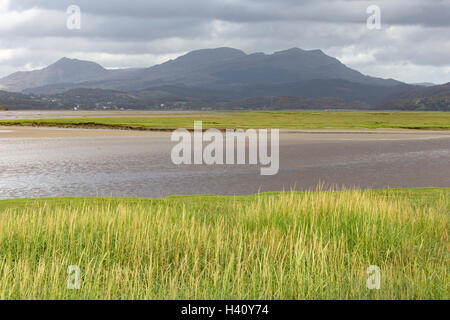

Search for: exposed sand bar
xmin=0 ymin=126 xmax=170 ymax=138
xmin=1 ymin=125 xmax=450 ymax=140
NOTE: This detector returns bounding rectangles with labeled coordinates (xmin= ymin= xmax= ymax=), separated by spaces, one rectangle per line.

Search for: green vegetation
xmin=1 ymin=111 xmax=450 ymax=130
xmin=0 ymin=106 xmax=7 ymax=111
xmin=0 ymin=188 xmax=448 ymax=299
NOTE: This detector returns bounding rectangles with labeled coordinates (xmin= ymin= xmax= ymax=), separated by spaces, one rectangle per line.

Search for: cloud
xmin=0 ymin=0 xmax=449 ymax=84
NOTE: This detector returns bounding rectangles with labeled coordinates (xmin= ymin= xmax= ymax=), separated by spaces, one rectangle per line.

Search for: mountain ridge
xmin=0 ymin=47 xmax=404 ymax=94
xmin=0 ymin=47 xmax=446 ymax=110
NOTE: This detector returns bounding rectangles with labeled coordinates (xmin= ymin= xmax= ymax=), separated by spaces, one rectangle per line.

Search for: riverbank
xmin=0 ymin=188 xmax=448 ymax=300
xmin=0 ymin=125 xmax=169 ymax=138
xmin=2 ymin=125 xmax=450 ymax=139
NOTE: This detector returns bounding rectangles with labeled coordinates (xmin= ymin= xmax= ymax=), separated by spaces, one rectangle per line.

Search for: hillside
xmin=381 ymin=83 xmax=450 ymax=111
xmin=99 ymin=47 xmax=402 ymax=92
xmin=0 ymin=90 xmax=59 ymax=110
xmin=0 ymin=48 xmax=409 ymax=99
xmin=0 ymin=88 xmax=369 ymax=111
xmin=0 ymin=58 xmax=109 ymax=92
xmin=1 ymin=47 xmax=447 ymax=110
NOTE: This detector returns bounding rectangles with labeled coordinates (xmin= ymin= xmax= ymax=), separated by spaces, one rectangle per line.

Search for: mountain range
xmin=0 ymin=47 xmax=448 ymax=111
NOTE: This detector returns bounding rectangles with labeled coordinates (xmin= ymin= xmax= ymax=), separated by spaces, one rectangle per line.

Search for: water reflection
xmin=0 ymin=134 xmax=449 ymax=199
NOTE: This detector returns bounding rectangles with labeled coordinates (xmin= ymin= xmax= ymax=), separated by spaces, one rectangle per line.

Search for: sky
xmin=0 ymin=0 xmax=449 ymax=84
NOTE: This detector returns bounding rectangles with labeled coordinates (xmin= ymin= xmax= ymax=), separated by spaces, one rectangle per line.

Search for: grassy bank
xmin=1 ymin=111 xmax=450 ymax=130
xmin=0 ymin=188 xmax=448 ymax=300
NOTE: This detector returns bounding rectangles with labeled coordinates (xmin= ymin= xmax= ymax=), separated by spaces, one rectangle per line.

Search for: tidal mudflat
xmin=1 ymin=126 xmax=449 ymax=199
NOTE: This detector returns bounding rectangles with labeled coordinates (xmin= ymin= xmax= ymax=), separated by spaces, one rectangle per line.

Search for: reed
xmin=0 ymin=189 xmax=448 ymax=299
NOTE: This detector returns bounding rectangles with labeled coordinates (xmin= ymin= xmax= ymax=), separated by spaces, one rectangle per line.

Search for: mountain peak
xmin=0 ymin=57 xmax=109 ymax=92
xmin=273 ymin=48 xmax=327 ymax=56
xmin=273 ymin=48 xmax=305 ymax=55
xmin=57 ymin=57 xmax=73 ymax=62
xmin=177 ymin=47 xmax=247 ymax=62
xmin=308 ymin=49 xmax=325 ymax=54
xmin=150 ymin=47 xmax=248 ymax=74
xmin=188 ymin=47 xmax=246 ymax=54
xmin=50 ymin=57 xmax=105 ymax=69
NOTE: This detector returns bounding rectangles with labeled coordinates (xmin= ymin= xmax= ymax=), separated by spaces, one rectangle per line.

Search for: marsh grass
xmin=1 ymin=111 xmax=450 ymax=130
xmin=0 ymin=189 xmax=448 ymax=299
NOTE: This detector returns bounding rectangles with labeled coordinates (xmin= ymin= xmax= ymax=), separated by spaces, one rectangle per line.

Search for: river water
xmin=0 ymin=128 xmax=449 ymax=199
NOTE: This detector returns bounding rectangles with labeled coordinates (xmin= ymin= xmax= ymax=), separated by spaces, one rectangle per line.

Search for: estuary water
xmin=0 ymin=127 xmax=449 ymax=199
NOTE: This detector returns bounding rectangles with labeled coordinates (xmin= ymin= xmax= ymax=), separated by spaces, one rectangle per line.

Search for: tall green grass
xmin=0 ymin=189 xmax=448 ymax=299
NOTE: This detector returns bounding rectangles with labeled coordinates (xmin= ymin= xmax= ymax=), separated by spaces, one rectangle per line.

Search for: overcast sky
xmin=1 ymin=0 xmax=449 ymax=84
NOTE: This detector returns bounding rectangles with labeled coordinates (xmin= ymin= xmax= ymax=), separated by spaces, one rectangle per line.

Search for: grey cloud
xmin=9 ymin=0 xmax=450 ymax=26
xmin=1 ymin=0 xmax=449 ymax=83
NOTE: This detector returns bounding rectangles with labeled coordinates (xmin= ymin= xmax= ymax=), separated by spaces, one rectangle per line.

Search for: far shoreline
xmin=2 ymin=124 xmax=450 ymax=139
xmin=1 ymin=110 xmax=449 ymax=134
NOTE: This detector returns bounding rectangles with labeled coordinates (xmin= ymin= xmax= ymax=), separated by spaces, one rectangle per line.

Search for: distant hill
xmin=96 ymin=47 xmax=402 ymax=92
xmin=0 ymin=88 xmax=370 ymax=111
xmin=381 ymin=83 xmax=450 ymax=111
xmin=1 ymin=47 xmax=405 ymax=92
xmin=2 ymin=47 xmax=447 ymax=110
xmin=0 ymin=90 xmax=58 ymax=110
xmin=231 ymin=79 xmax=413 ymax=105
xmin=0 ymin=58 xmax=108 ymax=92
xmin=1 ymin=83 xmax=448 ymax=111
xmin=411 ymin=82 xmax=436 ymax=87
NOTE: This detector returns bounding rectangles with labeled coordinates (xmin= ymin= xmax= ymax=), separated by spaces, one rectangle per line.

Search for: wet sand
xmin=1 ymin=125 xmax=449 ymax=140
xmin=0 ymin=126 xmax=169 ymax=138
xmin=1 ymin=126 xmax=449 ymax=199
xmin=0 ymin=110 xmax=223 ymax=120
